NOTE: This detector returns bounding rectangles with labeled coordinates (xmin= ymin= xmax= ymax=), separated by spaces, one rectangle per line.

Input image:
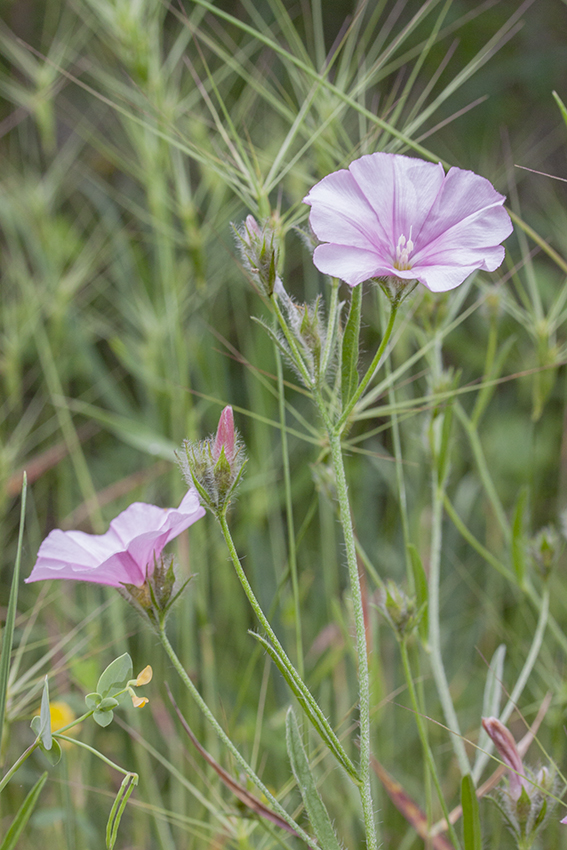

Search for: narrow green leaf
xmin=407 ymin=543 xmax=428 ymax=647
xmin=38 ymin=676 xmax=52 ymax=750
xmin=341 ymin=284 xmax=362 ymax=409
xmin=285 ymin=708 xmax=343 ymax=850
xmin=0 ymin=475 xmax=27 ymax=753
xmin=512 ymin=486 xmax=529 ymax=584
xmin=553 ymin=91 xmax=567 ymax=129
xmin=0 ymin=771 xmax=47 ymax=850
xmin=97 ymin=653 xmax=133 ymax=700
xmin=461 ymin=774 xmax=482 ymax=850
xmin=250 ymin=632 xmax=358 ymax=781
xmin=473 ymin=644 xmax=506 ymax=777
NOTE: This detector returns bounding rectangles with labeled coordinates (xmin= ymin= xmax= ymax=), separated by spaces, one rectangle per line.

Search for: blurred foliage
xmin=1 ymin=0 xmax=567 ymax=848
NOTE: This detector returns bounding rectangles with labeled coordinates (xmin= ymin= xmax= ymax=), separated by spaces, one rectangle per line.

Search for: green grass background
xmin=1 ymin=0 xmax=567 ymax=847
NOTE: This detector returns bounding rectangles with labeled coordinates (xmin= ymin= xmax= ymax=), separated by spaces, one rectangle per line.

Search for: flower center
xmin=394 ymin=228 xmax=414 ymax=271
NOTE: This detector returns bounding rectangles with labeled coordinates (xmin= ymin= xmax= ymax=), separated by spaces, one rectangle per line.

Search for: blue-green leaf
xmin=85 ymin=692 xmax=102 ymax=710
xmin=38 ymin=676 xmax=52 ymax=751
xmin=97 ymin=654 xmax=133 ymax=702
xmin=38 ymin=738 xmax=62 ymax=766
xmin=93 ymin=709 xmax=115 ymax=728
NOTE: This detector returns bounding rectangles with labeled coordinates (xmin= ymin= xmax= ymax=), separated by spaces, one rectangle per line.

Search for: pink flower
xmin=26 ymin=490 xmax=205 ymax=588
xmin=303 ymin=152 xmax=513 ymax=292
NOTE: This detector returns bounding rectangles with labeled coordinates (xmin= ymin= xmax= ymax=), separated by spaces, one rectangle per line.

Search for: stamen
xmin=394 ymin=228 xmax=414 ymax=270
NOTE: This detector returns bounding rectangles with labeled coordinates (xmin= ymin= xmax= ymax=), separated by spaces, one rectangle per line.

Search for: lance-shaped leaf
xmin=473 ymin=643 xmax=506 ymax=781
xmin=0 ymin=771 xmax=47 ymax=850
xmin=461 ymin=775 xmax=482 ymax=850
xmin=0 ymin=475 xmax=27 ymax=753
xmin=286 ymin=708 xmax=342 ymax=850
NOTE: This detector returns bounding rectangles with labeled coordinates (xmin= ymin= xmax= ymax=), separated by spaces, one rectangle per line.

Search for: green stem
xmin=323 ymin=419 xmax=378 ymax=850
xmin=276 ymin=350 xmax=303 ymax=677
xmin=428 ymin=479 xmax=470 ymax=776
xmin=55 ymin=735 xmax=137 ymax=778
xmin=158 ymin=627 xmax=316 ymax=847
xmin=338 ymin=303 xmax=398 ymax=432
xmin=0 ymin=740 xmax=39 ymax=793
xmin=217 ymin=512 xmax=357 ymax=779
xmin=399 ymin=640 xmax=462 ymax=850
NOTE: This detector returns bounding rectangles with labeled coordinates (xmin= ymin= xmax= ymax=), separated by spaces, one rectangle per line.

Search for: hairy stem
xmin=338 ymin=302 xmax=398 ymax=431
xmin=158 ymin=627 xmax=316 ymax=846
xmin=321 ymin=413 xmax=378 ymax=850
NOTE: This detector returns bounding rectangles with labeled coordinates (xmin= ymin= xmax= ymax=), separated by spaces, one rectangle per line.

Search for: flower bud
xmin=482 ymin=717 xmax=556 ymax=845
xmin=529 ymin=525 xmax=561 ymax=580
xmin=234 ymin=215 xmax=281 ymax=297
xmin=482 ymin=717 xmax=526 ymax=801
xmin=179 ymin=406 xmax=247 ymax=514
xmin=277 ymin=293 xmax=330 ymax=386
xmin=121 ymin=554 xmax=184 ymax=627
xmin=376 ymin=581 xmax=419 ymax=639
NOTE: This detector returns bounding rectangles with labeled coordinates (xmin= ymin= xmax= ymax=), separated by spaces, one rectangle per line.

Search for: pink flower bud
xmin=482 ymin=717 xmax=527 ymax=800
xmin=214 ymin=406 xmax=235 ymax=461
xmin=245 ymin=215 xmax=261 ymax=241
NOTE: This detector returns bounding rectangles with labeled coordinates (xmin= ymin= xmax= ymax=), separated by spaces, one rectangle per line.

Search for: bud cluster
xmin=234 ymin=215 xmax=282 ymax=297
xmin=179 ymin=406 xmax=246 ymax=515
xmin=482 ymin=717 xmax=556 ymax=848
xmin=278 ymin=291 xmax=330 ymax=387
xmin=375 ymin=581 xmax=420 ymax=639
xmin=121 ymin=553 xmax=188 ymax=628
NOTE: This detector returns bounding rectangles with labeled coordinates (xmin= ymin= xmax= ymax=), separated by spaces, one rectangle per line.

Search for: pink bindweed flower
xmin=303 ymin=152 xmax=513 ymax=293
xmin=26 ymin=490 xmax=205 ymax=588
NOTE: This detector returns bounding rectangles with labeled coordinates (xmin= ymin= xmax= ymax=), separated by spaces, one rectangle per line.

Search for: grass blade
xmin=0 ymin=473 xmax=27 ymax=753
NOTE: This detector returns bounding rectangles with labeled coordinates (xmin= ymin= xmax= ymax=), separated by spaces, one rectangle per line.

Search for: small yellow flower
xmin=49 ymin=700 xmax=76 ymax=731
xmin=34 ymin=701 xmax=78 ymax=748
xmin=135 ymin=665 xmax=153 ymax=686
xmin=131 ymin=695 xmax=149 ymax=709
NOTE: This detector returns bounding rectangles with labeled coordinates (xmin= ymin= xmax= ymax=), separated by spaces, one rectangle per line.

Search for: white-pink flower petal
xmin=26 ymin=490 xmax=205 ymax=588
xmin=305 ymin=152 xmax=513 ymax=292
